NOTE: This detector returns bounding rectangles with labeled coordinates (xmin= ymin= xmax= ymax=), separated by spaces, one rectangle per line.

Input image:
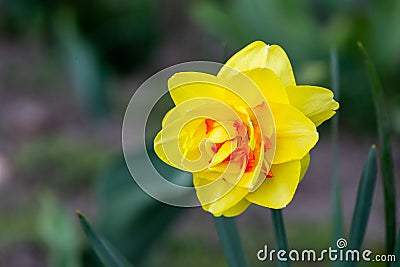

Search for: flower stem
xmin=213 ymin=216 xmax=248 ymax=267
xmin=271 ymin=209 xmax=291 ymax=267
xmin=391 ymin=229 xmax=400 ymax=267
xmin=330 ymin=47 xmax=344 ymax=250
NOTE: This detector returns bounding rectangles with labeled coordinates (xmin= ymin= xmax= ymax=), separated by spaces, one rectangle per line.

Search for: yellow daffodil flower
xmin=154 ymin=41 xmax=339 ymax=216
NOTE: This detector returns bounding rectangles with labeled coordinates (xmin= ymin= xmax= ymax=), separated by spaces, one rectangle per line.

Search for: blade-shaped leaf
xmin=213 ymin=216 xmax=248 ymax=267
xmin=348 ymin=146 xmax=377 ymax=253
xmin=95 ymin=153 xmax=190 ymax=264
xmin=77 ymin=211 xmax=134 ymax=267
xmin=271 ymin=209 xmax=290 ymax=267
xmin=358 ymin=42 xmax=396 ymax=254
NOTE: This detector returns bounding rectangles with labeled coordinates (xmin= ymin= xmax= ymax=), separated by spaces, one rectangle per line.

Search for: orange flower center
xmin=204 ymin=118 xmax=273 ymax=178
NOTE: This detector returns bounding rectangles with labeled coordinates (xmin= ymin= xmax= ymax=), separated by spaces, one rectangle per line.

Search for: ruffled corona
xmin=154 ymin=41 xmax=339 ymax=216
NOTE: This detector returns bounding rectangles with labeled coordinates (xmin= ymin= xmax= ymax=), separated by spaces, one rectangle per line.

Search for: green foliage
xmin=94 ymin=154 xmax=191 ymax=265
xmin=77 ymin=211 xmax=134 ymax=267
xmin=145 ymin=230 xmax=227 ymax=267
xmin=14 ymin=137 xmax=111 ymax=187
xmin=191 ymin=0 xmax=321 ymax=62
xmin=348 ymin=146 xmax=377 ymax=253
xmin=52 ymin=9 xmax=110 ymax=118
xmin=0 ymin=209 xmax=38 ymax=245
xmin=358 ymin=43 xmax=397 ymax=254
xmin=0 ymin=0 xmax=159 ymax=73
xmin=37 ymin=192 xmax=81 ymax=267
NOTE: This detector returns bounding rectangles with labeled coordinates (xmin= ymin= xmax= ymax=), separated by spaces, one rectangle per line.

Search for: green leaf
xmin=330 ymin=47 xmax=344 ymax=248
xmin=348 ymin=146 xmax=377 ymax=253
xmin=77 ymin=211 xmax=134 ymax=267
xmin=37 ymin=192 xmax=81 ymax=267
xmin=52 ymin=8 xmax=110 ymax=119
xmin=95 ymin=153 xmax=189 ymax=264
xmin=358 ymin=42 xmax=396 ymax=254
xmin=271 ymin=209 xmax=290 ymax=267
xmin=213 ymin=216 xmax=248 ymax=267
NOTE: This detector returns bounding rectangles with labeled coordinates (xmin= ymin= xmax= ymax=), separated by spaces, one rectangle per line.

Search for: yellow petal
xmin=179 ymin=119 xmax=208 ymax=161
xmin=246 ymin=160 xmax=301 ymax=209
xmin=169 ymin=71 xmax=220 ymax=89
xmin=218 ymin=41 xmax=296 ymax=87
xmin=168 ymin=72 xmax=237 ymax=106
xmin=208 ymin=125 xmax=233 ymax=144
xmin=161 ymin=109 xmax=172 ymax=127
xmin=270 ymin=102 xmax=318 ymax=164
xmin=169 ymin=71 xmax=273 ymax=122
xmin=210 ymin=140 xmax=237 ymax=166
xmin=194 ymin=174 xmax=248 ymax=215
xmin=154 ymin=130 xmax=174 ymax=166
xmin=286 ymin=86 xmax=339 ymax=127
xmin=154 ymin=119 xmax=212 ymax=172
xmin=156 ymin=109 xmax=207 ymax=168
xmin=241 ymin=68 xmax=290 ymax=105
xmin=299 ymin=153 xmax=310 ymax=181
xmin=236 ymin=140 xmax=266 ymax=190
xmin=220 ymin=199 xmax=251 ymax=217
xmin=155 ymin=98 xmax=244 ymax=172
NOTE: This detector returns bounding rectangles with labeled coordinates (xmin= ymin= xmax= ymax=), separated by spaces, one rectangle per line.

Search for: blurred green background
xmin=0 ymin=0 xmax=399 ymax=266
